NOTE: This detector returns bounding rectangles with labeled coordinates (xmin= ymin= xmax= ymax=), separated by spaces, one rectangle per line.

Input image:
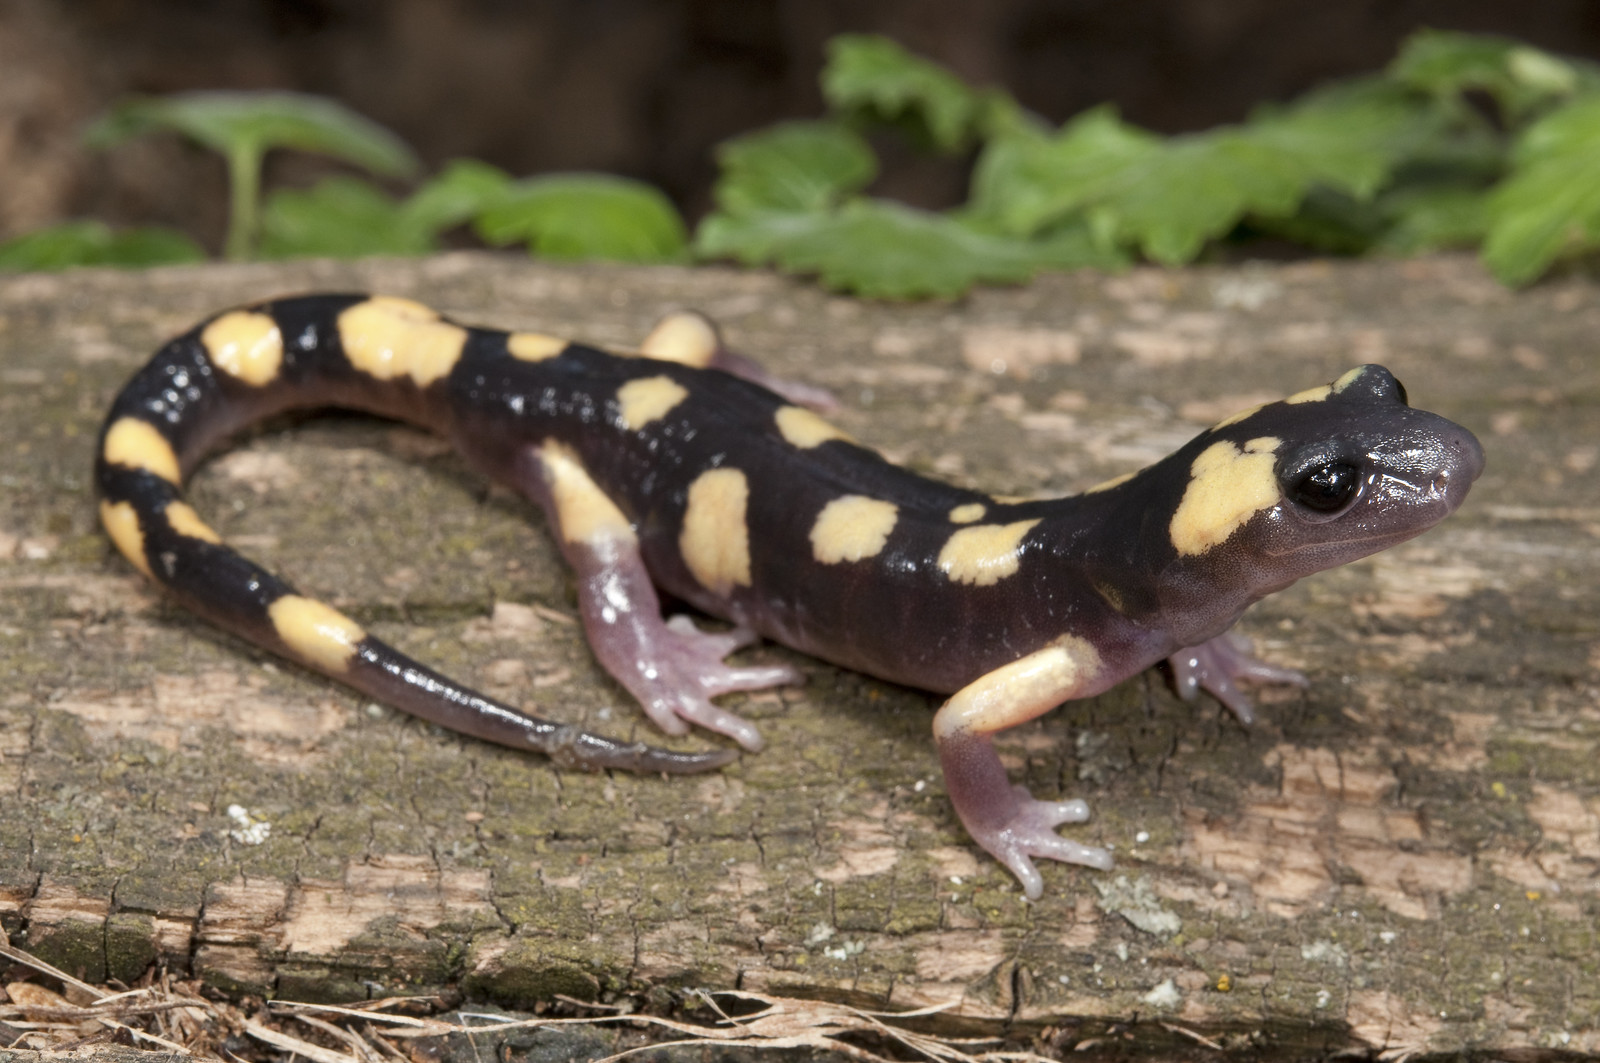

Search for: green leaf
xmin=1245 ymin=78 xmax=1436 ymax=201
xmin=822 ymin=34 xmax=1015 ymax=151
xmin=1375 ymin=182 xmax=1490 ymax=254
xmin=1483 ymin=95 xmax=1600 ymax=285
xmin=475 ymin=174 xmax=688 ymax=262
xmin=969 ymin=106 xmax=1161 ymax=237
xmin=400 ymin=158 xmax=514 ymax=233
xmin=697 ymin=198 xmax=1119 ymax=299
xmin=712 ymin=120 xmax=876 ymax=214
xmin=1390 ymin=29 xmax=1586 ymax=122
xmin=259 ymin=177 xmax=434 ymax=259
xmin=0 ymin=220 xmax=204 ymax=271
xmin=86 ymin=91 xmax=418 ymax=177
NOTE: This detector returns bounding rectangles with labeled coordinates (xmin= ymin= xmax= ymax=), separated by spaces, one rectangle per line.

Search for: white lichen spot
xmin=226 ymin=804 xmax=272 ymax=845
xmin=1141 ymin=978 xmax=1181 ymax=1010
xmin=1092 ymin=875 xmax=1181 ymax=937
xmin=1300 ymin=940 xmax=1349 ymax=968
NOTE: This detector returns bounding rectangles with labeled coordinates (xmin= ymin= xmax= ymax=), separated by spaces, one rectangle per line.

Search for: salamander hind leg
xmin=933 ymin=639 xmax=1114 ymax=900
xmin=1167 ymin=630 xmax=1308 ymax=726
xmin=530 ymin=443 xmax=801 ymax=752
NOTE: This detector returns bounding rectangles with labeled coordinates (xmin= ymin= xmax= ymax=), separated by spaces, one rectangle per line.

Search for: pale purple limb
xmin=1167 ymin=630 xmax=1308 ymax=726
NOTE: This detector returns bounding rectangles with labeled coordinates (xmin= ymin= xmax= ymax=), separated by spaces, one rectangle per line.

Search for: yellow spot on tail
xmin=775 ymin=406 xmax=852 ymax=449
xmin=507 ymin=332 xmax=567 ymax=362
xmin=1084 ymin=469 xmax=1136 ymax=494
xmin=103 ymin=418 xmax=181 ymax=484
xmin=538 ymin=442 xmax=636 ymax=546
xmin=948 ymin=502 xmax=986 ymax=523
xmin=811 ymin=495 xmax=899 ymax=564
xmin=99 ymin=500 xmax=151 ymax=578
xmin=268 ymin=595 xmax=366 ymax=673
xmin=164 ymin=502 xmax=223 ymax=544
xmin=933 ymin=635 xmax=1102 ymax=738
xmin=1169 ymin=436 xmax=1282 ymax=556
xmin=1333 ymin=366 xmax=1367 ymax=392
xmin=938 ymin=519 xmax=1041 ymax=586
xmin=1284 ymin=384 xmax=1331 ymax=405
xmin=338 ymin=296 xmax=467 ymax=387
xmin=202 ymin=310 xmax=283 ymax=386
xmin=639 ymin=310 xmax=719 ymax=367
xmin=615 ymin=375 xmax=689 ymax=430
xmin=680 ymin=468 xmax=752 ymax=594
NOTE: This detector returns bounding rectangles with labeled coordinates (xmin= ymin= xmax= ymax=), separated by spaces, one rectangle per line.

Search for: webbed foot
xmin=1167 ymin=631 xmax=1307 ymax=725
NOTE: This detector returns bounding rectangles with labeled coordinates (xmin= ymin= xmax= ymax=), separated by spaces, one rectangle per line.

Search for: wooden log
xmin=0 ymin=254 xmax=1594 ymax=1058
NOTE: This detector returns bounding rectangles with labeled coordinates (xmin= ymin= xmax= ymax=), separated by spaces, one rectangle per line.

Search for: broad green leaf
xmin=822 ymin=34 xmax=1016 ymax=151
xmin=712 ymin=120 xmax=876 ymax=214
xmin=1375 ymin=182 xmax=1490 ymax=254
xmin=1390 ymin=30 xmax=1584 ymax=122
xmin=475 ymin=174 xmax=688 ymax=262
xmin=260 ymin=177 xmax=433 ymax=259
xmin=969 ymin=106 xmax=1161 ymax=237
xmin=86 ymin=91 xmax=418 ymax=177
xmin=401 ymin=158 xmax=514 ymax=233
xmin=698 ymin=199 xmax=1118 ymax=299
xmin=0 ymin=220 xmax=204 ymax=271
xmin=1483 ymin=95 xmax=1600 ymax=285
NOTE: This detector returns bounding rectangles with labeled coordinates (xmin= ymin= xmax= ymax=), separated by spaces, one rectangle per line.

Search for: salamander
xmin=95 ymin=294 xmax=1484 ymax=898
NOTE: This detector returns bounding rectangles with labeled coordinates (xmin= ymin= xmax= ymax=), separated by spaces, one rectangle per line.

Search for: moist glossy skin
xmin=95 ymin=294 xmax=1486 ymax=898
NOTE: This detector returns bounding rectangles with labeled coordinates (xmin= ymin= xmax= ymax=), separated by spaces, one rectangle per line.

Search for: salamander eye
xmin=1291 ymin=462 xmax=1361 ymax=513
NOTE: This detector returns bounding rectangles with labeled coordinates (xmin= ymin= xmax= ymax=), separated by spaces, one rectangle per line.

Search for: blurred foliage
xmin=8 ymin=29 xmax=1600 ymax=294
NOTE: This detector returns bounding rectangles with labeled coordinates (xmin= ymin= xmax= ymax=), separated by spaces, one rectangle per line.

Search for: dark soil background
xmin=5 ymin=0 xmax=1600 ymax=254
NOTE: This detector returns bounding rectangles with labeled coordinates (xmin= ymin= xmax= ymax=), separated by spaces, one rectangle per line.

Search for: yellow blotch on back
xmin=1333 ymin=366 xmax=1368 ymax=392
xmin=1284 ymin=384 xmax=1331 ymax=405
xmin=164 ymin=501 xmax=223 ymax=544
xmin=103 ymin=417 xmax=181 ymax=484
xmin=948 ymin=502 xmax=987 ymax=523
xmin=811 ymin=495 xmax=899 ymax=564
xmin=507 ymin=332 xmax=567 ymax=362
xmin=338 ymin=296 xmax=467 ymax=387
xmin=639 ymin=310 xmax=718 ymax=368
xmin=202 ymin=310 xmax=283 ymax=386
xmin=680 ymin=468 xmax=752 ymax=595
xmin=775 ymin=405 xmax=852 ymax=449
xmin=268 ymin=594 xmax=366 ymax=674
xmin=937 ymin=518 xmax=1042 ymax=587
xmin=99 ymin=500 xmax=152 ymax=578
xmin=538 ymin=441 xmax=636 ymax=546
xmin=1169 ymin=435 xmax=1282 ymax=557
xmin=615 ymin=375 xmax=689 ymax=431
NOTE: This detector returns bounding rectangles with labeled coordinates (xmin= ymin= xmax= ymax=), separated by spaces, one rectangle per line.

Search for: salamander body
xmin=96 ymin=294 xmax=1484 ymax=897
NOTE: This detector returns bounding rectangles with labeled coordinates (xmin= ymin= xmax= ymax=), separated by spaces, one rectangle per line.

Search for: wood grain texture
xmin=1 ymin=254 xmax=1594 ymax=1058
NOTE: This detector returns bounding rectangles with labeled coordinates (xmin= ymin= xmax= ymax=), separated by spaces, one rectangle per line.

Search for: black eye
xmin=1292 ymin=462 xmax=1361 ymax=513
xmin=1394 ymin=377 xmax=1409 ymax=406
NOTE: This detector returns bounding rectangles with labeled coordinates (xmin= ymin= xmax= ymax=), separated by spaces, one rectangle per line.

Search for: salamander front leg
xmin=530 ymin=443 xmax=800 ymax=752
xmin=932 ymin=638 xmax=1114 ymax=900
xmin=1167 ymin=630 xmax=1308 ymax=725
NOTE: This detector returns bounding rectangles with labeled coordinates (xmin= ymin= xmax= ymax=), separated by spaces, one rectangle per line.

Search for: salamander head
xmin=1142 ymin=364 xmax=1483 ymax=635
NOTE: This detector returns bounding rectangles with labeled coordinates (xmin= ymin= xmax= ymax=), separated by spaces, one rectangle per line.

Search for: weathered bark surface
xmin=0 ymin=254 xmax=1595 ymax=1058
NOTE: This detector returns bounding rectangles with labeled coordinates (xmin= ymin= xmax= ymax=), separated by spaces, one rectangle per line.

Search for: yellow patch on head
xmin=164 ymin=501 xmax=223 ymax=544
xmin=639 ymin=310 xmax=718 ymax=368
xmin=337 ymin=296 xmax=467 ymax=387
xmin=202 ymin=310 xmax=283 ymax=386
xmin=103 ymin=417 xmax=181 ymax=484
xmin=1284 ymin=384 xmax=1332 ymax=405
xmin=948 ymin=502 xmax=987 ymax=524
xmin=268 ymin=594 xmax=366 ymax=674
xmin=1333 ymin=366 xmax=1367 ymax=393
xmin=99 ymin=500 xmax=152 ymax=578
xmin=538 ymin=442 xmax=636 ymax=546
xmin=507 ymin=332 xmax=567 ymax=362
xmin=1169 ymin=435 xmax=1282 ymax=557
xmin=811 ymin=495 xmax=899 ymax=564
xmin=680 ymin=468 xmax=752 ymax=595
xmin=775 ymin=406 xmax=853 ymax=449
xmin=934 ymin=635 xmax=1103 ymax=738
xmin=1212 ymin=401 xmax=1267 ymax=428
xmin=615 ymin=375 xmax=689 ymax=431
xmin=937 ymin=519 xmax=1042 ymax=587
xmin=1084 ymin=469 xmax=1137 ymax=495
